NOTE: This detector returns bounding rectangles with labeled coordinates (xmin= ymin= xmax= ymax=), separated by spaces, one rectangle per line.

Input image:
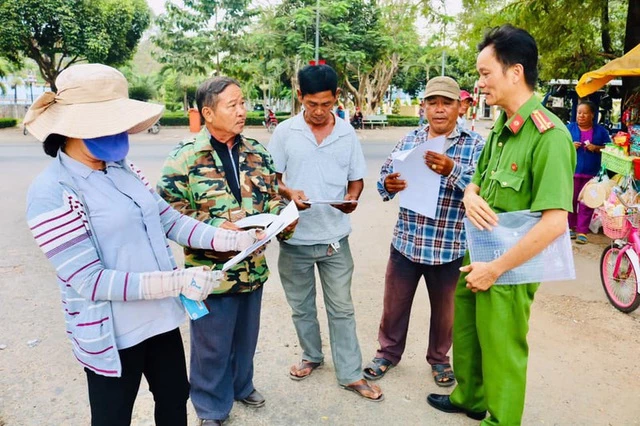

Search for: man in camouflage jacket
xmin=157 ymin=77 xmax=292 ymax=425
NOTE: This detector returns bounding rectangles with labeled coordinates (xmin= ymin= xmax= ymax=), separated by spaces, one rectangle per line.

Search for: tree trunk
xmin=622 ymin=0 xmax=640 ymax=114
xmin=601 ymin=0 xmax=613 ymax=55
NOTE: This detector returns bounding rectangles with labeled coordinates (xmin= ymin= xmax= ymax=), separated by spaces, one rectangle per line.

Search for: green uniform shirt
xmin=157 ymin=128 xmax=288 ymax=294
xmin=472 ymin=95 xmax=576 ymax=213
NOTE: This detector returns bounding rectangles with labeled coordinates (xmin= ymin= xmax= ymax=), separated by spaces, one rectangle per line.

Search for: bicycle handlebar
xmin=612 ymin=187 xmax=640 ymax=212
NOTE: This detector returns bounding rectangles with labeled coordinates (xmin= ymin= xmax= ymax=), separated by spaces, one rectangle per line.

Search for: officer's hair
xmin=578 ymin=100 xmax=596 ymax=115
xmin=43 ymin=133 xmax=67 ymax=158
xmin=478 ymin=24 xmax=538 ymax=90
xmin=298 ymin=65 xmax=338 ymax=97
xmin=196 ymin=76 xmax=242 ymax=118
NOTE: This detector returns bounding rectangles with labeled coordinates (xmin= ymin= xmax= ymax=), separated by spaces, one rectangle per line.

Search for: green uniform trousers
xmin=450 ymin=253 xmax=539 ymax=425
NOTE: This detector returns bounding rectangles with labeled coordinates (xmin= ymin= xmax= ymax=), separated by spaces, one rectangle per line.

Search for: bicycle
xmin=599 ymin=188 xmax=640 ymax=313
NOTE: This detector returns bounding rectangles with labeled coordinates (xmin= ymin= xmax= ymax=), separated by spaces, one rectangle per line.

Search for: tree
xmin=152 ymin=0 xmax=256 ymax=75
xmin=260 ymin=0 xmax=420 ymax=114
xmin=457 ymin=0 xmax=628 ymax=82
xmin=623 ymin=0 xmax=640 ymax=101
xmin=0 ymin=0 xmax=151 ymax=91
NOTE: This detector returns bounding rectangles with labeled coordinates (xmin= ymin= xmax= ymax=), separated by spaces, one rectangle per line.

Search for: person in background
xmin=24 ymin=64 xmax=259 ymax=426
xmin=457 ymin=90 xmax=473 ymax=130
xmin=351 ymin=106 xmax=364 ymax=129
xmin=337 ymin=104 xmax=346 ymax=120
xmin=157 ymin=76 xmax=294 ymax=426
xmin=418 ymin=100 xmax=426 ymax=127
xmin=266 ymin=108 xmax=278 ymax=126
xmin=568 ymin=100 xmax=610 ymax=244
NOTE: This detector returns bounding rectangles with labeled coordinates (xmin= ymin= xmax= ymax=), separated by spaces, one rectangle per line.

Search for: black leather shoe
xmin=199 ymin=419 xmax=224 ymax=426
xmin=426 ymin=394 xmax=486 ymax=421
xmin=241 ymin=389 xmax=266 ymax=407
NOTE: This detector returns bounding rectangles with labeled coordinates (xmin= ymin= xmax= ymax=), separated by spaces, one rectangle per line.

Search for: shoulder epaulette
xmin=530 ymin=109 xmax=556 ymax=133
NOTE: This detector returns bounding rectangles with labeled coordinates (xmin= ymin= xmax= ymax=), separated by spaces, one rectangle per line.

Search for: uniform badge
xmin=511 ymin=163 xmax=518 ymax=172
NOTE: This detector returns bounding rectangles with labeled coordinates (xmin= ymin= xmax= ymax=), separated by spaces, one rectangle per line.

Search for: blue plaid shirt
xmin=377 ymin=125 xmax=485 ymax=265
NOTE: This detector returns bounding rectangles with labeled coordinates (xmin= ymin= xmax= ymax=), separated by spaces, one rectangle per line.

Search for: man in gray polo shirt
xmin=268 ymin=64 xmax=383 ymax=402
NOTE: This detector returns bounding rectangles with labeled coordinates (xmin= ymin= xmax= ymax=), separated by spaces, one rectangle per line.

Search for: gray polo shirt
xmin=268 ymin=112 xmax=367 ymax=245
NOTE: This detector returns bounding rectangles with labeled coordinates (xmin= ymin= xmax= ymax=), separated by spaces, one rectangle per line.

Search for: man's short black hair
xmin=478 ymin=24 xmax=539 ymax=90
xmin=298 ymin=65 xmax=338 ymax=97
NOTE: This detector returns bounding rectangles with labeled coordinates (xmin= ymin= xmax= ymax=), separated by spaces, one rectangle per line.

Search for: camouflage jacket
xmin=157 ymin=128 xmax=287 ymax=294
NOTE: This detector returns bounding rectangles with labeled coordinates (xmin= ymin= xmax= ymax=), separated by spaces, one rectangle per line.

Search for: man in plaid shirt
xmin=363 ymin=77 xmax=485 ymax=387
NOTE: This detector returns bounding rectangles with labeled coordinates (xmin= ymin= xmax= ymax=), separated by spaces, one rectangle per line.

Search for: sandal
xmin=340 ymin=379 xmax=384 ymax=402
xmin=289 ymin=360 xmax=323 ymax=381
xmin=432 ymin=363 xmax=455 ymax=387
xmin=576 ymin=233 xmax=588 ymax=244
xmin=363 ymin=357 xmax=394 ymax=381
xmin=570 ymin=230 xmax=576 ymax=240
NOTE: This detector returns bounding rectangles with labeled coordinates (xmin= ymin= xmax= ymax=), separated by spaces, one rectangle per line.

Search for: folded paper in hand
xmin=391 ymin=135 xmax=445 ymax=219
xmin=464 ymin=210 xmax=575 ymax=285
xmin=222 ymin=202 xmax=299 ymax=272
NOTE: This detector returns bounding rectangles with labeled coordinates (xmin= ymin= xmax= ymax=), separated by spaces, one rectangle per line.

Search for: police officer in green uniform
xmin=427 ymin=25 xmax=576 ymax=425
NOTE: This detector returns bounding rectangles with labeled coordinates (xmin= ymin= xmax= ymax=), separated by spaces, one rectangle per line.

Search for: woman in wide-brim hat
xmin=24 ymin=64 xmax=260 ymax=426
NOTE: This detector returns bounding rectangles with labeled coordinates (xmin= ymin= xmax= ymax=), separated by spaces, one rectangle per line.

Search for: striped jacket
xmin=26 ymin=155 xmax=221 ymax=377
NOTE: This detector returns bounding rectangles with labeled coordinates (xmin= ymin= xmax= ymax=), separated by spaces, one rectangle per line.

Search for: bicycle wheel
xmin=600 ymin=246 xmax=640 ymax=313
xmin=267 ymin=122 xmax=276 ymax=133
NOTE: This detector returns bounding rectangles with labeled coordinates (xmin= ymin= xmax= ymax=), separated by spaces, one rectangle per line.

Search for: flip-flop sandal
xmin=340 ymin=382 xmax=385 ymax=402
xmin=363 ymin=357 xmax=394 ymax=381
xmin=432 ymin=363 xmax=456 ymax=387
xmin=289 ymin=360 xmax=323 ymax=381
xmin=576 ymin=233 xmax=588 ymax=244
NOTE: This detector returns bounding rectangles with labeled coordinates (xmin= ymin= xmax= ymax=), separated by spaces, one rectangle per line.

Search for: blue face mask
xmin=83 ymin=131 xmax=129 ymax=162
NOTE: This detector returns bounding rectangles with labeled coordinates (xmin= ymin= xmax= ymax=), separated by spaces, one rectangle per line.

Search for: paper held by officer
xmin=391 ymin=135 xmax=446 ymax=219
xmin=222 ymin=201 xmax=299 ymax=271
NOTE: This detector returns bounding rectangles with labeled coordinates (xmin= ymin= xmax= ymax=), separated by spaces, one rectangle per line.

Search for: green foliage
xmin=0 ymin=0 xmax=151 ymax=91
xmin=457 ymin=0 xmax=628 ymax=81
xmin=159 ymin=112 xmax=188 ymax=126
xmin=129 ymin=83 xmax=154 ymax=102
xmin=387 ymin=115 xmax=419 ymax=126
xmin=165 ymin=102 xmax=183 ymax=112
xmin=152 ymin=0 xmax=256 ymax=76
xmin=158 ymin=111 xmax=292 ymax=126
xmin=0 ymin=118 xmax=18 ymax=128
xmin=392 ymin=98 xmax=401 ymax=114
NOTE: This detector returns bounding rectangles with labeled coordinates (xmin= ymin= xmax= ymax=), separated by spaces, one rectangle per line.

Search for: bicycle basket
xmin=627 ymin=212 xmax=640 ymax=229
xmin=599 ymin=208 xmax=631 ymax=239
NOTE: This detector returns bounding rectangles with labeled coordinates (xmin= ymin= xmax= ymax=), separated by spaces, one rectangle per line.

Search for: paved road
xmin=1 ymin=125 xmax=639 ymax=425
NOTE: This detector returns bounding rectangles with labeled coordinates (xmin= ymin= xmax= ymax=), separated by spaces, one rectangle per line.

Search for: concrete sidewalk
xmin=0 ymin=120 xmax=494 ymax=145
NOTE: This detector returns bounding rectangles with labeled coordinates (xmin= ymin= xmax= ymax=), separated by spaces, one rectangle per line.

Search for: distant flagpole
xmin=315 ymin=0 xmax=320 ymax=64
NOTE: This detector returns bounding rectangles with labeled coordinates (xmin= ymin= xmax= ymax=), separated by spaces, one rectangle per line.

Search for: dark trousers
xmin=189 ymin=286 xmax=263 ymax=421
xmin=85 ymin=328 xmax=189 ymax=426
xmin=376 ymin=245 xmax=463 ymax=366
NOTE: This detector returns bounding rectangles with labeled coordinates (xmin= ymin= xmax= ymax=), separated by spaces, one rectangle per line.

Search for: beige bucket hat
xmin=24 ymin=64 xmax=164 ymax=142
xmin=424 ymin=76 xmax=460 ymax=100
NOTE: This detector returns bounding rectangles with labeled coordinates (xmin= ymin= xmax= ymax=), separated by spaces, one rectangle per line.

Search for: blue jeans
xmin=189 ymin=287 xmax=263 ymax=421
xmin=278 ymin=237 xmax=363 ymax=385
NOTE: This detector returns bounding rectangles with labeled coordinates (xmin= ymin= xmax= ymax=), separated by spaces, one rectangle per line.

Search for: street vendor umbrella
xmin=576 ymin=43 xmax=640 ymax=98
